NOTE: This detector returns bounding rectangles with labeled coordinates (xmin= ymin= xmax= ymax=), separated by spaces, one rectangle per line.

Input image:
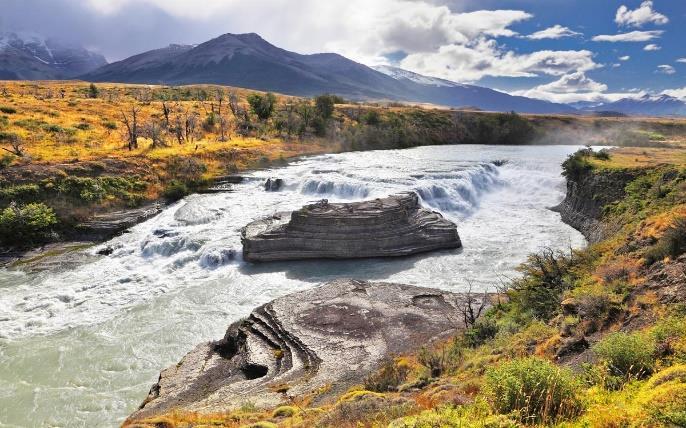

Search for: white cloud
xmin=511 ymin=72 xmax=643 ymax=104
xmin=619 ymin=55 xmax=630 ymax=61
xmin=400 ymin=40 xmax=599 ymax=82
xmin=644 ymin=44 xmax=661 ymax=51
xmin=526 ymin=25 xmax=582 ymax=40
xmin=615 ymin=1 xmax=668 ymax=28
xmin=662 ymin=87 xmax=686 ymax=100
xmin=592 ymin=30 xmax=663 ymax=42
xmin=677 ymin=58 xmax=686 ymax=63
xmin=657 ymin=65 xmax=676 ymax=74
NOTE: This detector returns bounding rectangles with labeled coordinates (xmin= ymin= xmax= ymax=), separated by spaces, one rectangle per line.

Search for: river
xmin=0 ymin=144 xmax=586 ymax=427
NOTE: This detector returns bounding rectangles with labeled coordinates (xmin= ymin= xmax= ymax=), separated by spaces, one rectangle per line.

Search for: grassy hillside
xmin=126 ymin=146 xmax=686 ymax=428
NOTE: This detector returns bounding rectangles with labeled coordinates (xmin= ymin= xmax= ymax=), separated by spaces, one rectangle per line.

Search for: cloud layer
xmin=615 ymin=1 xmax=668 ymax=28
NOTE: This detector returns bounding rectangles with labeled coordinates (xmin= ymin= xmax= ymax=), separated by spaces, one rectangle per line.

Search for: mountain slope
xmin=588 ymin=94 xmax=686 ymax=116
xmin=0 ymin=32 xmax=107 ymax=80
xmin=83 ymin=33 xmax=574 ymax=114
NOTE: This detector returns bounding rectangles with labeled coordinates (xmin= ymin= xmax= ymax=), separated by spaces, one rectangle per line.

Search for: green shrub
xmin=645 ymin=217 xmax=686 ymax=265
xmin=464 ymin=318 xmax=499 ymax=348
xmin=592 ymin=332 xmax=655 ymax=381
xmin=0 ymin=184 xmax=41 ymax=204
xmin=0 ymin=154 xmax=15 ymax=169
xmin=362 ymin=110 xmax=381 ymax=126
xmin=315 ymin=94 xmax=336 ymax=119
xmin=484 ymin=357 xmax=581 ymax=423
xmin=0 ymin=106 xmax=17 ymax=114
xmin=74 ymin=122 xmax=91 ymax=131
xmin=561 ymin=148 xmax=593 ymax=180
xmin=102 ymin=120 xmax=117 ymax=130
xmin=42 ymin=124 xmax=64 ymax=133
xmin=247 ymin=92 xmax=277 ymax=121
xmin=0 ymin=202 xmax=58 ymax=246
xmin=163 ymin=180 xmax=189 ymax=201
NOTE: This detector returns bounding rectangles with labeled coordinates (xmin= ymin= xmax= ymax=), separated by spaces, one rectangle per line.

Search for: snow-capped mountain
xmin=586 ymin=94 xmax=686 ymax=117
xmin=372 ymin=65 xmax=465 ymax=88
xmin=0 ymin=32 xmax=107 ymax=80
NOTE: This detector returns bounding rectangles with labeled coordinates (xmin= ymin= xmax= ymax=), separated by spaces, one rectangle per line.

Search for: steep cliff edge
xmin=554 ymin=168 xmax=640 ymax=243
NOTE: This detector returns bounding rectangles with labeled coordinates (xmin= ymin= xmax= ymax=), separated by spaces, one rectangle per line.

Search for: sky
xmin=1 ymin=0 xmax=685 ymax=104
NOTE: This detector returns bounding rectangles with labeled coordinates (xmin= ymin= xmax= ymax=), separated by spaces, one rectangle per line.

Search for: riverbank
xmin=3 ymin=81 xmax=686 ymax=256
xmin=125 ymin=145 xmax=686 ymax=427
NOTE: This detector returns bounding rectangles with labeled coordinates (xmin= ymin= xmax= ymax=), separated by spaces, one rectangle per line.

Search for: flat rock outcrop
xmin=241 ymin=192 xmax=461 ymax=262
xmin=128 ymin=279 xmax=477 ymax=421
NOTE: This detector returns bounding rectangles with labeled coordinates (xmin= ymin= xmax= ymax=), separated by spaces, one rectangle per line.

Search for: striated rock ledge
xmin=128 ymin=279 xmax=479 ymax=421
xmin=241 ymin=192 xmax=461 ymax=262
xmin=553 ymin=169 xmax=638 ymax=243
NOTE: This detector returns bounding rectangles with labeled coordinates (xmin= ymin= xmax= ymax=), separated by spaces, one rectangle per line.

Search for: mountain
xmin=83 ymin=33 xmax=575 ymax=114
xmin=586 ymin=94 xmax=686 ymax=117
xmin=0 ymin=32 xmax=107 ymax=80
xmin=373 ymin=65 xmax=576 ymax=114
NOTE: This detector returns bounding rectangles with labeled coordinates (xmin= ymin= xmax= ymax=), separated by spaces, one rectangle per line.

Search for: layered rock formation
xmin=128 ymin=279 xmax=478 ymax=421
xmin=241 ymin=192 xmax=461 ymax=262
xmin=553 ymin=169 xmax=638 ymax=243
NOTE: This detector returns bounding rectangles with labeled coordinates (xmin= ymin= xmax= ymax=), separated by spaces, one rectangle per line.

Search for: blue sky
xmin=2 ymin=0 xmax=685 ymax=103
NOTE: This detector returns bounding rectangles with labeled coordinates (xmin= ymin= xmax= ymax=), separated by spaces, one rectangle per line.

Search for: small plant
xmin=0 ymin=106 xmax=17 ymax=114
xmin=418 ymin=339 xmax=464 ymax=378
xmin=484 ymin=357 xmax=581 ymax=423
xmin=88 ymin=83 xmax=99 ymax=99
xmin=592 ymin=332 xmax=655 ymax=382
xmin=364 ymin=358 xmax=410 ymax=392
xmin=644 ymin=217 xmax=686 ymax=265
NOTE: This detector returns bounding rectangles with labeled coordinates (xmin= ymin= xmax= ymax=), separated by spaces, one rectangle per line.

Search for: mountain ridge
xmin=81 ymin=32 xmax=576 ymax=114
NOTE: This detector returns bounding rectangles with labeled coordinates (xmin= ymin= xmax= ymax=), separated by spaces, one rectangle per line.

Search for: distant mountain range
xmin=580 ymin=94 xmax=686 ymax=117
xmin=1 ymin=31 xmax=685 ymax=116
xmin=0 ymin=32 xmax=107 ymax=80
xmin=80 ymin=33 xmax=574 ymax=114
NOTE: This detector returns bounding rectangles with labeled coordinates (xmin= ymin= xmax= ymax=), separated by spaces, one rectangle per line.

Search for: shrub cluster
xmin=484 ymin=357 xmax=581 ymax=423
xmin=0 ymin=202 xmax=58 ymax=246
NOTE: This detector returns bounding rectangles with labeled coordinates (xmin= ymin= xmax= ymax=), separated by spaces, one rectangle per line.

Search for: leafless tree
xmin=0 ymin=133 xmax=24 ymax=157
xmin=142 ymin=119 xmax=168 ymax=148
xmin=458 ymin=280 xmax=489 ymax=328
xmin=120 ymin=105 xmax=141 ymax=150
xmin=218 ymin=115 xmax=231 ymax=141
xmin=186 ymin=111 xmax=199 ymax=143
xmin=161 ymin=102 xmax=172 ymax=128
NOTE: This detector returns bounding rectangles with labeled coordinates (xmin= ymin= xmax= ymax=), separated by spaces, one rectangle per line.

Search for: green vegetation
xmin=592 ymin=332 xmax=655 ymax=383
xmin=247 ymin=92 xmax=277 ymax=121
xmin=484 ymin=357 xmax=581 ymax=423
xmin=0 ymin=202 xmax=57 ymax=245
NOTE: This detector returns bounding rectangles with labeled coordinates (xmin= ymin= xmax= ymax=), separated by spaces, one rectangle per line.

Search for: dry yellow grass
xmin=0 ymin=80 xmax=336 ymax=170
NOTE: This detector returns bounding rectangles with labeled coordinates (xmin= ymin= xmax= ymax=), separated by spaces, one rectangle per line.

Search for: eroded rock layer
xmin=241 ymin=192 xmax=461 ymax=262
xmin=129 ymin=279 xmax=474 ymax=420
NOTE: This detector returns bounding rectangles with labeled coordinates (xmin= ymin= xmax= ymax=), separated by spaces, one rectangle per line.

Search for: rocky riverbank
xmin=127 ymin=279 xmax=487 ymax=422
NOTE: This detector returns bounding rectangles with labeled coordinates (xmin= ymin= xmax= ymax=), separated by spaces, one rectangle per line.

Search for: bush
xmin=0 ymin=184 xmax=41 ymax=204
xmin=638 ymin=367 xmax=686 ymax=427
xmin=0 ymin=153 xmax=13 ymax=169
xmin=418 ymin=339 xmax=464 ymax=378
xmin=0 ymin=202 xmax=58 ymax=246
xmin=0 ymin=106 xmax=17 ymax=114
xmin=74 ymin=122 xmax=91 ymax=131
xmin=645 ymin=217 xmax=686 ymax=265
xmin=484 ymin=357 xmax=581 ymax=423
xmin=362 ymin=110 xmax=381 ymax=126
xmin=315 ymin=94 xmax=336 ymax=119
xmin=463 ymin=318 xmax=499 ymax=348
xmin=561 ymin=148 xmax=593 ymax=180
xmin=592 ymin=332 xmax=655 ymax=381
xmin=364 ymin=358 xmax=411 ymax=392
xmin=163 ymin=180 xmax=189 ymax=201
xmin=247 ymin=92 xmax=277 ymax=121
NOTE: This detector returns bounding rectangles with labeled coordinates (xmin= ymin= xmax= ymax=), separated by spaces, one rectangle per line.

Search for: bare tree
xmin=218 ymin=115 xmax=231 ymax=142
xmin=458 ymin=280 xmax=489 ymax=328
xmin=185 ymin=111 xmax=199 ymax=143
xmin=120 ymin=105 xmax=141 ymax=151
xmin=142 ymin=119 xmax=168 ymax=148
xmin=161 ymin=102 xmax=172 ymax=128
xmin=0 ymin=133 xmax=24 ymax=157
